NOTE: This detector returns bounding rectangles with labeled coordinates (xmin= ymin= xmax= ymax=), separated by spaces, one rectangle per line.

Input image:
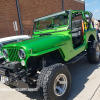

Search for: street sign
xmin=13 ymin=21 xmax=18 ymax=31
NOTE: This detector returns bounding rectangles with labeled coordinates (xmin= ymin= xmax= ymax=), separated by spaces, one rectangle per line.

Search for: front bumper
xmin=0 ymin=62 xmax=38 ymax=91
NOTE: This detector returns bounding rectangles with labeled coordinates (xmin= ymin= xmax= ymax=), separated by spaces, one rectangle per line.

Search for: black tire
xmin=87 ymin=41 xmax=100 ymax=63
xmin=37 ymin=63 xmax=71 ymax=100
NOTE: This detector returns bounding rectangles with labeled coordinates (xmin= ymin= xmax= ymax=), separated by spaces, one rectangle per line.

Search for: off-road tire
xmin=87 ymin=41 xmax=100 ymax=63
xmin=37 ymin=63 xmax=71 ymax=100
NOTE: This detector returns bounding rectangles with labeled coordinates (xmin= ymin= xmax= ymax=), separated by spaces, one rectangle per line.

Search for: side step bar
xmin=65 ymin=51 xmax=87 ymax=64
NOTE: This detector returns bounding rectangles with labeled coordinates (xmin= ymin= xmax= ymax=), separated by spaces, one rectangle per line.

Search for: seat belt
xmin=81 ymin=20 xmax=84 ymax=41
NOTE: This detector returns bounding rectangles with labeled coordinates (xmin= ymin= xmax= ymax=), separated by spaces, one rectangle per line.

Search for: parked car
xmin=0 ymin=35 xmax=31 ymax=62
xmin=0 ymin=10 xmax=99 ymax=100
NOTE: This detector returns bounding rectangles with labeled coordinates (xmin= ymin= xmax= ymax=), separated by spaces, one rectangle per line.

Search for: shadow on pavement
xmin=20 ymin=91 xmax=40 ymax=100
xmin=18 ymin=56 xmax=100 ymax=100
xmin=67 ymin=56 xmax=100 ymax=100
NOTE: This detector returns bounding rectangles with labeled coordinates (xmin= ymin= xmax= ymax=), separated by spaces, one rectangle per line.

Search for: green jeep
xmin=0 ymin=10 xmax=100 ymax=100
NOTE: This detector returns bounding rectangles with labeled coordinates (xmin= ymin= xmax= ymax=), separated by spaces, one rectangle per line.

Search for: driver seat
xmin=72 ymin=20 xmax=83 ymax=48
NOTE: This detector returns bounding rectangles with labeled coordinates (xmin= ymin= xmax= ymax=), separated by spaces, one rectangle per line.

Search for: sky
xmin=85 ymin=0 xmax=100 ymax=20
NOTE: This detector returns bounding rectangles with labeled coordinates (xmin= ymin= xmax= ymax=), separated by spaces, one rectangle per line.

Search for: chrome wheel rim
xmin=54 ymin=74 xmax=68 ymax=96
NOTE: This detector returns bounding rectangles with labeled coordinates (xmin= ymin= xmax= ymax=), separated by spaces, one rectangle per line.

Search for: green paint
xmin=1 ymin=10 xmax=97 ymax=69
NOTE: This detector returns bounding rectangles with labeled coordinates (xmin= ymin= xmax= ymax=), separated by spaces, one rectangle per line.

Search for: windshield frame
xmin=33 ymin=10 xmax=70 ymax=34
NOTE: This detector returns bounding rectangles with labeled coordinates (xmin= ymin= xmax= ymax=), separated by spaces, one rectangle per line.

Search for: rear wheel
xmin=87 ymin=41 xmax=100 ymax=63
xmin=37 ymin=63 xmax=71 ymax=100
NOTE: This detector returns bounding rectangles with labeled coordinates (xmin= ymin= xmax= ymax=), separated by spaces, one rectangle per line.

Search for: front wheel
xmin=37 ymin=63 xmax=71 ymax=100
xmin=87 ymin=41 xmax=100 ymax=63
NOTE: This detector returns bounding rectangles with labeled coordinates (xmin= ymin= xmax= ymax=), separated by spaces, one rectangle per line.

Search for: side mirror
xmin=28 ymin=29 xmax=30 ymax=35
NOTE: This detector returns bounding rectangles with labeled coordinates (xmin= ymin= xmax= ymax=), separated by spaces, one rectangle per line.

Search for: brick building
xmin=0 ymin=0 xmax=85 ymax=38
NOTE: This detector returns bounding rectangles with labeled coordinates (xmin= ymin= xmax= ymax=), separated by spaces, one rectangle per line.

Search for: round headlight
xmin=2 ymin=49 xmax=8 ymax=58
xmin=18 ymin=49 xmax=25 ymax=59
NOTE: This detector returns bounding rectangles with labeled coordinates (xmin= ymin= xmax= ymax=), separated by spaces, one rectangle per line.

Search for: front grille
xmin=7 ymin=48 xmax=20 ymax=62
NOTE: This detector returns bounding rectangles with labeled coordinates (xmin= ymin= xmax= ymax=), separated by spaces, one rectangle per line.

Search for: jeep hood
xmin=2 ymin=33 xmax=70 ymax=53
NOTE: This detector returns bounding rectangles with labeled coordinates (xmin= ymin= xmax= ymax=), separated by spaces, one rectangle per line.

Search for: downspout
xmin=62 ymin=0 xmax=64 ymax=11
xmin=84 ymin=0 xmax=85 ymax=11
xmin=16 ymin=0 xmax=23 ymax=35
xmin=62 ymin=0 xmax=65 ymax=24
xmin=69 ymin=10 xmax=72 ymax=30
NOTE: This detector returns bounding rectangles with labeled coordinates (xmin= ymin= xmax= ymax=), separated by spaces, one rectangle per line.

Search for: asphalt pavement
xmin=0 ymin=56 xmax=100 ymax=100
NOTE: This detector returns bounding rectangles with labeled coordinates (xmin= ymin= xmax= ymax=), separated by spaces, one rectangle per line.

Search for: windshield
xmin=0 ymin=44 xmax=3 ymax=52
xmin=2 ymin=40 xmax=17 ymax=45
xmin=34 ymin=13 xmax=69 ymax=31
xmin=0 ymin=40 xmax=18 ymax=51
